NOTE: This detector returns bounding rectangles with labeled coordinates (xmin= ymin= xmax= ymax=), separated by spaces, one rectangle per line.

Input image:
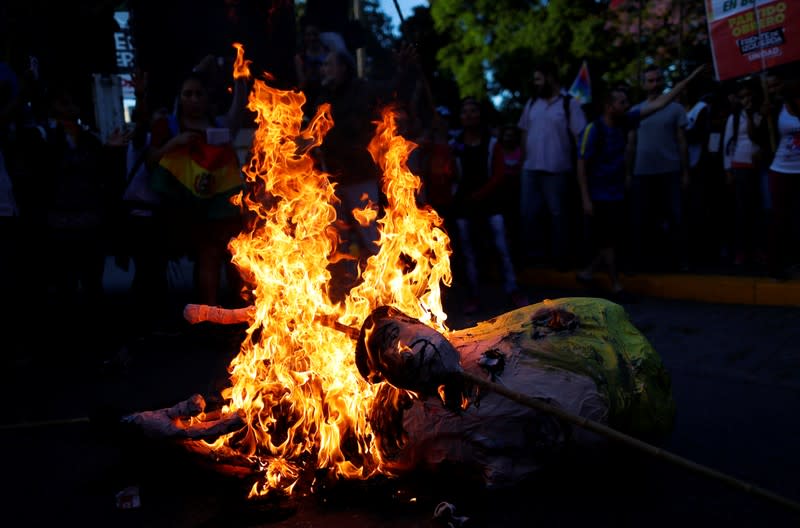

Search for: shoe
xmin=576 ymin=270 xmax=593 ymax=284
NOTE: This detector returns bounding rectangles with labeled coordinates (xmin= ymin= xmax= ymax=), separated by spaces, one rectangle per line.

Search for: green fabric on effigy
xmin=448 ymin=297 xmax=675 ymax=441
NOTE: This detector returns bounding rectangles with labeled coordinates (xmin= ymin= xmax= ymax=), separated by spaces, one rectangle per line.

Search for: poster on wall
xmin=705 ymin=0 xmax=800 ymax=80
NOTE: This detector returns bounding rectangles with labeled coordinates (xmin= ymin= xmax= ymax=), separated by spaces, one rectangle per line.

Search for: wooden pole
xmin=753 ymin=1 xmax=778 ymax=152
xmin=391 ymin=0 xmax=406 ymax=26
xmin=390 ymin=0 xmax=435 ymax=115
xmin=460 ymin=370 xmax=800 ymax=516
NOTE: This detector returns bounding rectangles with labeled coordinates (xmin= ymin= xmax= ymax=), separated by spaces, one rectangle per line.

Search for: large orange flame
xmin=206 ymin=45 xmax=452 ymax=497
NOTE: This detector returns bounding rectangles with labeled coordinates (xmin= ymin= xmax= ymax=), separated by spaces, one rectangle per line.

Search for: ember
xmin=194 ymin=44 xmax=453 ymax=497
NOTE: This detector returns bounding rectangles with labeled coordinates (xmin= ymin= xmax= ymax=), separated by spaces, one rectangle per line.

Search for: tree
xmin=430 ymin=0 xmax=608 ymax=102
xmin=429 ymin=0 xmax=711 ymax=113
xmin=604 ymin=0 xmax=709 ymax=86
xmin=361 ymin=0 xmax=400 ymax=80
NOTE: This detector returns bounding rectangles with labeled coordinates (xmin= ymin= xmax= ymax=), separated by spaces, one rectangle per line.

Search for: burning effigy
xmin=125 ymin=45 xmax=674 ymax=498
xmin=355 ymin=299 xmax=674 ymax=488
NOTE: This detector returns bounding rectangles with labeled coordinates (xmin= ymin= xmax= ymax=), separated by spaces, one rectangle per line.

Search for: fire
xmin=232 ymin=42 xmax=252 ymax=80
xmin=204 ymin=46 xmax=452 ymax=496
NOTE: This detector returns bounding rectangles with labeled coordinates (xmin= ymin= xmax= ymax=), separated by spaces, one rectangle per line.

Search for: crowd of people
xmin=410 ymin=61 xmax=799 ymax=309
xmin=1 ymin=22 xmax=800 ymax=348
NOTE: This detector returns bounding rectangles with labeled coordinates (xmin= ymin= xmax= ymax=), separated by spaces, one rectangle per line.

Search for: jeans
xmin=520 ymin=169 xmax=568 ymax=261
xmin=731 ymin=167 xmax=761 ymax=255
xmin=630 ymin=172 xmax=685 ymax=268
xmin=767 ymin=171 xmax=800 ymax=273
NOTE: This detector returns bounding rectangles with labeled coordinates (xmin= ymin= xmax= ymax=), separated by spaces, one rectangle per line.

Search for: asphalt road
xmin=2 ymin=258 xmax=799 ymax=527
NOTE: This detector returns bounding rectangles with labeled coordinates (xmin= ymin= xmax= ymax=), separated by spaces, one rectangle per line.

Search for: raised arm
xmin=640 ymin=64 xmax=708 ymax=120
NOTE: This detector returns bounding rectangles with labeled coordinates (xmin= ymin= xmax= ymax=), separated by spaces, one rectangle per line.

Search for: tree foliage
xmin=430 ymin=0 xmax=608 ymax=103
xmin=429 ymin=0 xmax=711 ymax=109
xmin=604 ymin=0 xmax=709 ymax=85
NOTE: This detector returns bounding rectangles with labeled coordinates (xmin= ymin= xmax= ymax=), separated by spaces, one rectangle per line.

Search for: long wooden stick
xmin=460 ymin=370 xmax=800 ymax=515
xmin=0 ymin=417 xmax=90 ymax=430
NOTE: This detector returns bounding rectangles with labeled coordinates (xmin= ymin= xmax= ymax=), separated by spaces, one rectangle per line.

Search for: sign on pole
xmin=705 ymin=0 xmax=800 ymax=80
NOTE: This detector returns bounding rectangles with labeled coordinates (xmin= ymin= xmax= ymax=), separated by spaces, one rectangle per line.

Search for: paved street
xmin=2 ymin=259 xmax=800 ymax=527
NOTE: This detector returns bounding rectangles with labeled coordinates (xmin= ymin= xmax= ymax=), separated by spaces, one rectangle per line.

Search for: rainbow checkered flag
xmin=568 ymin=60 xmax=592 ymax=104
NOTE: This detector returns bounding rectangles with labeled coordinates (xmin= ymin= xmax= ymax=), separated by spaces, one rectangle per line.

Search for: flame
xmin=206 ymin=45 xmax=452 ymax=496
xmin=232 ymin=42 xmax=252 ymax=80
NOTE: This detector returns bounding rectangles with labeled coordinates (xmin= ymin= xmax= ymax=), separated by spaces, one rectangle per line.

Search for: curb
xmin=518 ymin=268 xmax=800 ymax=307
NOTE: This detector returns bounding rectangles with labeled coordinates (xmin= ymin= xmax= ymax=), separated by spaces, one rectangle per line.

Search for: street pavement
xmin=1 ymin=258 xmax=799 ymax=527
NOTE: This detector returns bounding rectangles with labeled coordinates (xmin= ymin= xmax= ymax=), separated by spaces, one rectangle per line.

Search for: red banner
xmin=705 ymin=0 xmax=800 ymax=81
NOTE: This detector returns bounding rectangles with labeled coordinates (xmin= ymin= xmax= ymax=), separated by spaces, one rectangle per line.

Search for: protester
xmin=757 ymin=71 xmax=786 ymax=241
xmin=492 ymin=124 xmax=524 ymax=262
xmin=577 ymin=65 xmax=707 ymax=297
xmin=418 ymin=106 xmax=455 ymax=203
xmin=294 ymin=18 xmax=329 ymax=121
xmin=682 ymin=85 xmax=714 ymax=266
xmin=115 ymin=69 xmax=174 ymax=337
xmin=766 ymin=79 xmax=800 ymax=280
xmin=451 ymin=97 xmax=527 ymax=314
xmin=312 ymin=40 xmax=418 ymax=264
xmin=0 ymin=60 xmax=22 ymax=361
xmin=722 ymin=79 xmax=765 ymax=268
xmin=41 ymin=82 xmax=126 ymax=306
xmin=517 ymin=61 xmax=587 ymax=270
xmin=147 ymin=57 xmax=249 ymax=308
xmin=627 ymin=64 xmax=691 ymax=272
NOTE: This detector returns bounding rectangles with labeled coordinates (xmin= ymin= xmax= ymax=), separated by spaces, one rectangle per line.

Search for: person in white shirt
xmin=766 ymin=79 xmax=800 ymax=279
xmin=722 ymin=81 xmax=764 ymax=267
xmin=517 ymin=61 xmax=586 ymax=269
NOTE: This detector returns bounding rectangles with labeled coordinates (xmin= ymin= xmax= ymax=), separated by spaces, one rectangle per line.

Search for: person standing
xmin=627 ymin=65 xmax=691 ymax=271
xmin=722 ymin=80 xmax=765 ymax=268
xmin=418 ymin=105 xmax=457 ymax=232
xmin=577 ymin=66 xmax=707 ymax=297
xmin=294 ymin=19 xmax=329 ymax=121
xmin=492 ymin=124 xmax=524 ymax=263
xmin=517 ymin=61 xmax=587 ymax=269
xmin=313 ymin=42 xmax=418 ymax=260
xmin=148 ymin=60 xmax=249 ymax=308
xmin=766 ymin=79 xmax=800 ymax=279
xmin=452 ymin=97 xmax=527 ymax=314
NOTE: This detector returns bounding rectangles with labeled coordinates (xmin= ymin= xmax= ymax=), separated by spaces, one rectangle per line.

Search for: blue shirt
xmin=578 ymin=108 xmax=641 ymax=201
